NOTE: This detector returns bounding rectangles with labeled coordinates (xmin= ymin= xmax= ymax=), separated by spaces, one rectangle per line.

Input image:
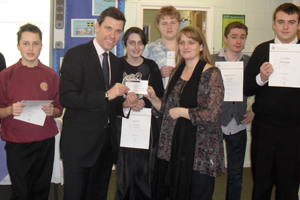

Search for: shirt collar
xmin=218 ymin=46 xmax=244 ymax=61
xmin=17 ymin=58 xmax=42 ymax=68
xmin=274 ymin=35 xmax=298 ymax=44
xmin=157 ymin=39 xmax=170 ymax=51
xmin=93 ymin=38 xmax=110 ymax=56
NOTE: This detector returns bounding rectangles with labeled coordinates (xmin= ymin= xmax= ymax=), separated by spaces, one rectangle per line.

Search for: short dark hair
xmin=273 ymin=3 xmax=300 ymax=22
xmin=123 ymin=27 xmax=147 ymax=47
xmin=224 ymin=22 xmax=248 ymax=38
xmin=17 ymin=23 xmax=42 ymax=44
xmin=98 ymin=7 xmax=126 ymax=28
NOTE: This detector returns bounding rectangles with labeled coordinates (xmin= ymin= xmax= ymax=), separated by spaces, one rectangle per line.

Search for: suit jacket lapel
xmin=88 ymin=40 xmax=121 ymax=90
xmin=87 ymin=40 xmax=106 ymax=88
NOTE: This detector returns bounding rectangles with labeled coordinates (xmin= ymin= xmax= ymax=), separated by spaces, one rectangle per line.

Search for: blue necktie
xmin=102 ymin=52 xmax=109 ymax=91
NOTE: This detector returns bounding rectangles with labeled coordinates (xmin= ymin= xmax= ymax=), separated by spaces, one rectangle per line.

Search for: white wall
xmin=0 ymin=0 xmax=51 ymax=67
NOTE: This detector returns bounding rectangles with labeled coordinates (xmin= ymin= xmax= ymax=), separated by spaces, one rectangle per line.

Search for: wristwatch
xmin=105 ymin=92 xmax=109 ymax=98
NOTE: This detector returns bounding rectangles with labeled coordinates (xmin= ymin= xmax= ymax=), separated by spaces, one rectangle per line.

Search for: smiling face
xmin=179 ymin=33 xmax=203 ymax=62
xmin=125 ymin=33 xmax=145 ymax=60
xmin=224 ymin=28 xmax=247 ymax=54
xmin=157 ymin=16 xmax=180 ymax=41
xmin=95 ymin=16 xmax=124 ymax=51
xmin=17 ymin=31 xmax=42 ymax=67
xmin=273 ymin=11 xmax=300 ymax=43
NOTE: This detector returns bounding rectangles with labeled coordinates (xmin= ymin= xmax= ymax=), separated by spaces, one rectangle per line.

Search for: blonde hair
xmin=175 ymin=26 xmax=213 ymax=70
xmin=156 ymin=5 xmax=181 ymax=24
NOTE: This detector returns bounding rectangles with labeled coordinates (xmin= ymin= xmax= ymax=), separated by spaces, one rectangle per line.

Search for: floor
xmin=0 ymin=167 xmax=278 ymax=200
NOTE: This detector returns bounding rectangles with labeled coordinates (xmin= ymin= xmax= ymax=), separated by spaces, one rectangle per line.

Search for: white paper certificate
xmin=125 ymin=80 xmax=148 ymax=95
xmin=14 ymin=100 xmax=53 ymax=126
xmin=215 ymin=61 xmax=243 ymax=102
xmin=163 ymin=51 xmax=176 ymax=89
xmin=166 ymin=51 xmax=176 ymax=67
xmin=269 ymin=43 xmax=300 ymax=88
xmin=120 ymin=108 xmax=152 ymax=149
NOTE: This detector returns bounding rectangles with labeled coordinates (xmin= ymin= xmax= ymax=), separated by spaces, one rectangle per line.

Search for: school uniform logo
xmin=40 ymin=82 xmax=48 ymax=91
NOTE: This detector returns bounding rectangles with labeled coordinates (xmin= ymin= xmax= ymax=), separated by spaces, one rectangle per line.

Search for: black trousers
xmin=5 ymin=137 xmax=55 ymax=200
xmin=115 ymin=147 xmax=151 ymax=200
xmin=63 ymin=127 xmax=113 ymax=200
xmin=189 ymin=170 xmax=215 ymax=200
xmin=223 ymin=129 xmax=247 ymax=200
xmin=251 ymin=119 xmax=300 ymax=200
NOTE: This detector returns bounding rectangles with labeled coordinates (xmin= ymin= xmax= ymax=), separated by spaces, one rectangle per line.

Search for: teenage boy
xmin=142 ymin=5 xmax=181 ymax=89
xmin=0 ymin=23 xmax=63 ymax=200
xmin=60 ymin=7 xmax=135 ymax=200
xmin=212 ymin=22 xmax=254 ymax=200
xmin=244 ymin=3 xmax=300 ymax=199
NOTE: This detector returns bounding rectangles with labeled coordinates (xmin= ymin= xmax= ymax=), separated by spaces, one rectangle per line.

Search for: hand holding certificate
xmin=14 ymin=100 xmax=53 ymax=126
xmin=166 ymin=51 xmax=176 ymax=67
xmin=269 ymin=43 xmax=300 ymax=88
xmin=125 ymin=80 xmax=149 ymax=95
xmin=215 ymin=61 xmax=243 ymax=101
xmin=162 ymin=51 xmax=176 ymax=88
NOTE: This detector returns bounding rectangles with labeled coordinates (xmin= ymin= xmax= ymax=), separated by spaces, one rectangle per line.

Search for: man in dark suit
xmin=60 ymin=7 xmax=136 ymax=200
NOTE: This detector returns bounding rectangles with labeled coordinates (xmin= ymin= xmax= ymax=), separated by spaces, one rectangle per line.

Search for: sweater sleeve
xmin=244 ymin=42 xmax=270 ymax=96
xmin=189 ymin=68 xmax=224 ymax=126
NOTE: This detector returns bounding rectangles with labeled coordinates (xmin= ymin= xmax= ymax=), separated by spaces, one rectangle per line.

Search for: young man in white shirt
xmin=244 ymin=3 xmax=300 ymax=199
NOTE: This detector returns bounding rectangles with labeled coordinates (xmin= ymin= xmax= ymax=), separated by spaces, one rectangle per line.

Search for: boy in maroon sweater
xmin=0 ymin=23 xmax=63 ymax=200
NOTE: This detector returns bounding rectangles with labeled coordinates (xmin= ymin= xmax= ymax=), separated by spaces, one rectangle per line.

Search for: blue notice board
xmin=53 ymin=0 xmax=125 ymax=75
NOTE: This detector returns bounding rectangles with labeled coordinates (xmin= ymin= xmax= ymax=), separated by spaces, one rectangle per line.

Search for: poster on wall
xmin=71 ymin=19 xmax=97 ymax=37
xmin=222 ymin=15 xmax=245 ymax=47
xmin=92 ymin=0 xmax=117 ymax=16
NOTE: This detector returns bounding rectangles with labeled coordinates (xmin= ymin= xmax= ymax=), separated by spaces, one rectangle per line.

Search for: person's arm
xmin=122 ymin=92 xmax=139 ymax=108
xmin=258 ymin=62 xmax=274 ymax=82
xmin=144 ymin=86 xmax=162 ymax=111
xmin=241 ymin=110 xmax=255 ymax=124
xmin=142 ymin=60 xmax=164 ymax=108
xmin=189 ymin=68 xmax=224 ymax=126
xmin=240 ymin=94 xmax=255 ymax=124
xmin=0 ymin=70 xmax=24 ymax=119
xmin=59 ymin=48 xmax=100 ymax=110
xmin=59 ymin=47 xmax=129 ymax=111
xmin=0 ymin=53 xmax=6 ymax=72
xmin=160 ymin=66 xmax=174 ymax=78
xmin=0 ymin=102 xmax=23 ymax=119
xmin=244 ymin=43 xmax=270 ymax=96
xmin=42 ymin=71 xmax=63 ymax=118
xmin=169 ymin=107 xmax=190 ymax=120
xmin=0 ymin=107 xmax=11 ymax=119
xmin=42 ymin=104 xmax=61 ymax=118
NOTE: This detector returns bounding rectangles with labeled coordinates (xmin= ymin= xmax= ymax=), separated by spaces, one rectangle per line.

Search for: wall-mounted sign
xmin=92 ymin=0 xmax=117 ymax=16
xmin=71 ymin=19 xmax=97 ymax=37
xmin=222 ymin=15 xmax=245 ymax=47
